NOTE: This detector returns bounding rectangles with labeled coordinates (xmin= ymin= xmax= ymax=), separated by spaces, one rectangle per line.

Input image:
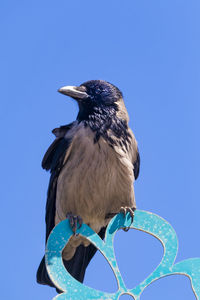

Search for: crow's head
xmin=58 ymin=80 xmax=128 ymax=121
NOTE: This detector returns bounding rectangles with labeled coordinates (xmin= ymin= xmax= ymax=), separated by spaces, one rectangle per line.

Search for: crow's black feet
xmin=120 ymin=207 xmax=136 ymax=232
xmin=66 ymin=212 xmax=83 ymax=235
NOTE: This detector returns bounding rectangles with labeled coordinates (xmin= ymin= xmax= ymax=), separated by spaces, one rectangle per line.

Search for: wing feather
xmin=133 ymin=150 xmax=140 ymax=180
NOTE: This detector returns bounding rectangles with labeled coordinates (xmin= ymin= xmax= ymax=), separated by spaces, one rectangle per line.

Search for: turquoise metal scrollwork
xmin=45 ymin=210 xmax=200 ymax=299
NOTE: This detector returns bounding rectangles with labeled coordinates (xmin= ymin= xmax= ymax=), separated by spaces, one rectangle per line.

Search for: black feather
xmin=133 ymin=150 xmax=140 ymax=180
xmin=42 ymin=123 xmax=74 ymax=170
xmin=81 ymin=106 xmax=131 ymax=149
xmin=41 ymin=138 xmax=62 ymax=171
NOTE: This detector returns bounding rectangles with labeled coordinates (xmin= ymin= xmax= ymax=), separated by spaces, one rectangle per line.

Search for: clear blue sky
xmin=1 ymin=0 xmax=200 ymax=299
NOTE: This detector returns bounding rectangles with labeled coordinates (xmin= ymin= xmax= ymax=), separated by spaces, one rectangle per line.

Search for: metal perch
xmin=45 ymin=210 xmax=200 ymax=300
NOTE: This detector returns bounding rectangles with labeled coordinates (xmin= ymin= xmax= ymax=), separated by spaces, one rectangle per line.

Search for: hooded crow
xmin=36 ymin=80 xmax=140 ymax=291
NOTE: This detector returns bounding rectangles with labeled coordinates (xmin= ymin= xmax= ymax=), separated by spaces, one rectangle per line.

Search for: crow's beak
xmin=58 ymin=86 xmax=88 ymax=100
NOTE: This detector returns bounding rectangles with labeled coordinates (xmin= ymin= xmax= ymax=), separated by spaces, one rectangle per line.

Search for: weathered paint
xmin=45 ymin=210 xmax=200 ymax=300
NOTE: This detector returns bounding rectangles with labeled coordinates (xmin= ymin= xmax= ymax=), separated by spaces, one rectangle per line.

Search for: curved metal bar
xmin=45 ymin=210 xmax=200 ymax=300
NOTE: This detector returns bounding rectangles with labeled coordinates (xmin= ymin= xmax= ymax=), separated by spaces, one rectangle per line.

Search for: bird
xmin=36 ymin=80 xmax=140 ymax=292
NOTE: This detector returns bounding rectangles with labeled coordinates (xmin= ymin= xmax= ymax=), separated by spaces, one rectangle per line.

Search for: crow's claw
xmin=66 ymin=212 xmax=83 ymax=235
xmin=120 ymin=206 xmax=136 ymax=232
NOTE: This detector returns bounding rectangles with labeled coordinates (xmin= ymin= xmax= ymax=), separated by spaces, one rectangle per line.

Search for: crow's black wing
xmin=44 ymin=138 xmax=72 ymax=241
xmin=133 ymin=149 xmax=140 ymax=180
xmin=37 ymin=124 xmax=73 ymax=288
xmin=42 ymin=123 xmax=74 ymax=171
